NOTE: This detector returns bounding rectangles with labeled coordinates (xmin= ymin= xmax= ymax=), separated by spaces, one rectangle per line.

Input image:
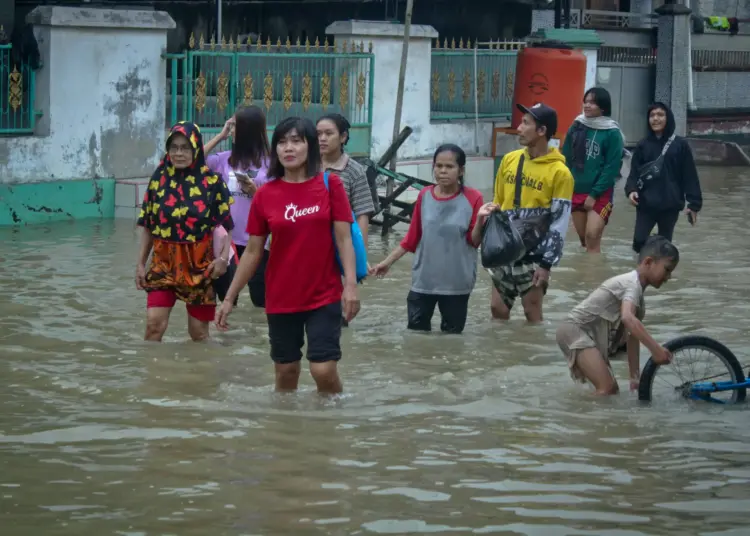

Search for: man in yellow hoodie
xmin=477 ymin=103 xmax=574 ymax=322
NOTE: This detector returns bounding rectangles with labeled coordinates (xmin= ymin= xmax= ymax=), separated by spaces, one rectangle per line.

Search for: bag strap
xmin=660 ymin=134 xmax=676 ymax=157
xmin=323 ymin=170 xmax=330 ymax=191
xmin=513 ymin=154 xmax=526 ymax=209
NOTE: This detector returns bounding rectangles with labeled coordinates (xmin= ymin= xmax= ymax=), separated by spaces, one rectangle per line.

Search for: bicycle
xmin=638 ymin=335 xmax=748 ymax=404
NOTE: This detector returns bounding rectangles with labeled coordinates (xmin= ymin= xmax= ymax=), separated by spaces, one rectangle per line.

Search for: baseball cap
xmin=517 ymin=102 xmax=558 ymax=137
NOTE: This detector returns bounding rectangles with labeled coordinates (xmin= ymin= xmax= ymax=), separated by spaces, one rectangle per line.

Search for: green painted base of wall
xmin=0 ymin=179 xmax=115 ymax=226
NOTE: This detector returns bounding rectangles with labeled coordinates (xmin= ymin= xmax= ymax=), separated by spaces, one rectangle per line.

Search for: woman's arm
xmin=591 ymin=131 xmax=625 ymax=198
xmin=356 ymin=215 xmax=370 ymax=250
xmin=219 ymin=230 xmax=231 ymax=261
xmin=681 ymin=143 xmax=703 ymax=212
xmin=334 ymin=221 xmax=357 ymax=287
xmin=223 ymin=235 xmax=266 ymax=303
xmin=624 ymin=145 xmax=642 ymax=195
xmin=204 ymin=118 xmax=234 ymax=155
xmin=137 ymin=227 xmax=153 ymax=266
xmin=204 ymin=134 xmax=225 ymax=156
xmin=465 ymin=190 xmax=485 ymax=247
xmin=560 ymin=125 xmax=574 ymax=163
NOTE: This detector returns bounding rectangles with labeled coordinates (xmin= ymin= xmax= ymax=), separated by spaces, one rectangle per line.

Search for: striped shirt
xmin=325 ymin=153 xmax=378 ymax=217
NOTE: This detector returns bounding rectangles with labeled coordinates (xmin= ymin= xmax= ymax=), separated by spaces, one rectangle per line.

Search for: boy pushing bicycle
xmin=556 ymin=235 xmax=677 ymax=395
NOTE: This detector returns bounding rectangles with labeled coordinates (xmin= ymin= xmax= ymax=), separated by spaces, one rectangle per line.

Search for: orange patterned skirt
xmin=144 ymin=237 xmax=216 ymax=306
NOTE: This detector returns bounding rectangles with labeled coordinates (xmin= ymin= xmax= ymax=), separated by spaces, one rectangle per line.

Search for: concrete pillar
xmin=326 ymin=20 xmax=438 ymax=160
xmin=22 ymin=6 xmax=175 ymax=179
xmin=531 ymin=10 xmax=556 ymax=32
xmin=654 ymin=3 xmax=692 ymax=136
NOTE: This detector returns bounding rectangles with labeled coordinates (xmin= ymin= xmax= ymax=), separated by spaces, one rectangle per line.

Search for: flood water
xmin=1 ymin=167 xmax=750 ymax=535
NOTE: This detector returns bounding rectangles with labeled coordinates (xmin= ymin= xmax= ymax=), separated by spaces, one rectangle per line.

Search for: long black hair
xmin=432 ymin=143 xmax=467 ymax=186
xmin=229 ymin=105 xmax=271 ymax=170
xmin=583 ymin=87 xmax=612 ymax=117
xmin=268 ymin=117 xmax=321 ymax=179
xmin=317 ymin=113 xmax=351 ymax=154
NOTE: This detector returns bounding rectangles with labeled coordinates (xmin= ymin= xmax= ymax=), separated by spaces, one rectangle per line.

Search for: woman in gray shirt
xmin=370 ymin=145 xmax=483 ymax=334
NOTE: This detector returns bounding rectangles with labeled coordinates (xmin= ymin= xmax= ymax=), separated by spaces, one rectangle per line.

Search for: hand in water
xmin=629 ymin=375 xmax=640 ymax=392
xmin=342 ymin=283 xmax=361 ymax=322
xmin=215 ymin=299 xmax=234 ymax=331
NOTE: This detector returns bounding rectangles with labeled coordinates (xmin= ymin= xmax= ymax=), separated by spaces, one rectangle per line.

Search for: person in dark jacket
xmin=624 ymin=102 xmax=702 ymax=253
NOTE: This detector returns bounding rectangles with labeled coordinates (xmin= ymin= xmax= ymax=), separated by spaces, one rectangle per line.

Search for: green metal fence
xmin=165 ymin=35 xmax=375 ymax=156
xmin=430 ymin=39 xmax=523 ymax=121
xmin=0 ymin=44 xmax=37 ymax=134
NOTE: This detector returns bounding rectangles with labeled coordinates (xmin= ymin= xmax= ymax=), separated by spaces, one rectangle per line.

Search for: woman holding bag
xmin=624 ymin=102 xmax=702 ymax=253
xmin=216 ymin=117 xmax=359 ymax=395
xmin=370 ymin=144 xmax=483 ymax=334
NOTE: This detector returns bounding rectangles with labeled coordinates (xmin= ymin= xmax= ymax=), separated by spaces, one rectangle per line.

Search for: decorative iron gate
xmin=165 ymin=35 xmax=375 ymax=156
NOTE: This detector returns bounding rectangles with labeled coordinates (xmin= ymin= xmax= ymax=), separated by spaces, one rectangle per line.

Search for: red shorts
xmin=571 ymin=188 xmax=614 ymax=224
xmin=146 ymin=290 xmax=216 ymax=323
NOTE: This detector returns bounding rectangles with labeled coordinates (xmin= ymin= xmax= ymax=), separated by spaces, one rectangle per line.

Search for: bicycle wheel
xmin=638 ymin=335 xmax=747 ymax=404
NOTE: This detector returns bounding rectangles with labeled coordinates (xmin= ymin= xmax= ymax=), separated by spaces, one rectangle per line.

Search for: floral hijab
xmin=137 ymin=121 xmax=234 ymax=243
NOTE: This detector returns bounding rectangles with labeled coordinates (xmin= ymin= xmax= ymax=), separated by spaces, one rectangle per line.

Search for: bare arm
xmin=334 ymin=221 xmax=357 ymax=286
xmin=137 ymin=227 xmax=153 ymax=265
xmin=471 ymin=213 xmax=488 ymax=248
xmin=219 ymin=231 xmax=231 ymax=261
xmin=356 ymin=214 xmax=370 ymax=251
xmin=204 ymin=134 xmax=224 ymax=155
xmin=380 ymin=245 xmax=408 ymax=269
xmin=626 ymin=332 xmax=640 ymax=381
xmin=621 ymin=300 xmax=661 ymax=356
xmin=223 ymin=235 xmax=265 ymax=303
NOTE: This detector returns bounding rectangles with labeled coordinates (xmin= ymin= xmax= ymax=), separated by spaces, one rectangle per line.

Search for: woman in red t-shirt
xmin=216 ymin=117 xmax=360 ymax=394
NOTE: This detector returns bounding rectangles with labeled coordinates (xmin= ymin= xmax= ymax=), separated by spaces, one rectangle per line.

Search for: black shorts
xmin=266 ymin=301 xmax=343 ymax=364
xmin=407 ymin=291 xmax=471 ymax=334
xmin=213 ymin=259 xmax=238 ymax=305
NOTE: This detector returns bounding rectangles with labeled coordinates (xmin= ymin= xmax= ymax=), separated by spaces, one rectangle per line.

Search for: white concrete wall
xmin=0 ymin=7 xmax=175 ymax=184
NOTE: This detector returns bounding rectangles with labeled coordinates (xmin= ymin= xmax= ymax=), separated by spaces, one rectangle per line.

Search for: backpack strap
xmin=323 ymin=170 xmax=330 ymax=191
xmin=513 ymin=154 xmax=526 ymax=209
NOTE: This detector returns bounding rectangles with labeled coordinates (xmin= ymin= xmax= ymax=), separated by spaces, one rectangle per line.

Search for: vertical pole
xmin=216 ymin=0 xmax=223 ymax=43
xmin=170 ymin=58 xmax=178 ymax=124
xmin=473 ymin=44 xmax=479 ymax=154
xmin=383 ymin=0 xmax=414 ymax=237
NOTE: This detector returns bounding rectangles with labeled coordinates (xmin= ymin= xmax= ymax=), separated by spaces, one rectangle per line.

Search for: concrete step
xmin=114 ymin=178 xmax=150 ymax=219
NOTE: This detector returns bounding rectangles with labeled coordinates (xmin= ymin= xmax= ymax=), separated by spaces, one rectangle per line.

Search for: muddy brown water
xmin=1 ymin=167 xmax=749 ymax=535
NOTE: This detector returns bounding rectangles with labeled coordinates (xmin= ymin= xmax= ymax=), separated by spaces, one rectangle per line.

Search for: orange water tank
xmin=511 ymin=43 xmax=587 ymax=144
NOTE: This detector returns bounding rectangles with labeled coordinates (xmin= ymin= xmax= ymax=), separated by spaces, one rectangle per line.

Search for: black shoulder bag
xmin=636 ymin=134 xmax=676 ymax=192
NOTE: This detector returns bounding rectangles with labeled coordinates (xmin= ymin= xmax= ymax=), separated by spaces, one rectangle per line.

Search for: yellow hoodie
xmin=492 ymin=147 xmax=574 ymax=269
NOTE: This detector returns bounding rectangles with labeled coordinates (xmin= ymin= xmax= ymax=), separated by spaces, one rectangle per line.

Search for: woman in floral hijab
xmin=136 ymin=121 xmax=234 ymax=342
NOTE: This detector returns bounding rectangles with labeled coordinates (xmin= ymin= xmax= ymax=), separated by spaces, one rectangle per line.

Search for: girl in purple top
xmin=205 ymin=105 xmax=271 ymax=308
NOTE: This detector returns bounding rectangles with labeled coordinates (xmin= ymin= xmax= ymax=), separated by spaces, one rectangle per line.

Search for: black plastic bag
xmin=481 ymin=211 xmax=526 ymax=269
